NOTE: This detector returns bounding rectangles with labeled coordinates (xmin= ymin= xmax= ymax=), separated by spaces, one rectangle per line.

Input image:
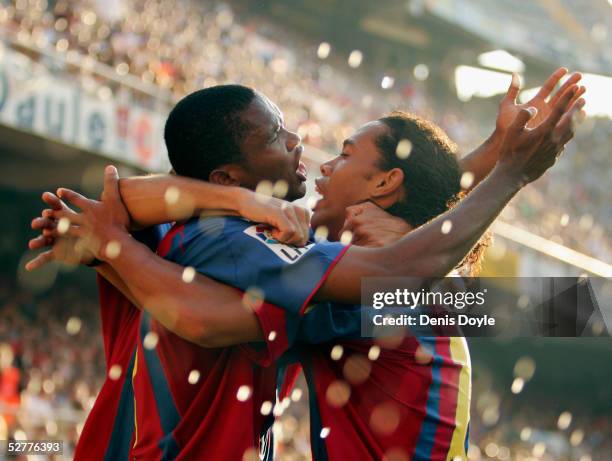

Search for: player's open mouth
xmin=296 ymin=161 xmax=308 ymax=182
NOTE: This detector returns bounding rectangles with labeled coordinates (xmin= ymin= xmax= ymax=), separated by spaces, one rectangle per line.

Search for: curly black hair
xmin=376 ymin=111 xmax=490 ymax=276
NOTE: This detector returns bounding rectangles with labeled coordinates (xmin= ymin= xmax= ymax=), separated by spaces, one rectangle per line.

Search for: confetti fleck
xmin=317 ymin=42 xmax=331 ymax=59
xmin=105 ymin=240 xmax=121 ymax=259
xmin=236 ymin=385 xmax=252 ymax=402
xmin=272 ymin=180 xmax=288 ymax=199
xmin=340 ymin=230 xmax=353 ymax=245
xmin=188 ymin=370 xmax=200 ymax=384
xmin=570 ymin=429 xmax=584 ymax=446
xmin=381 ymin=75 xmax=395 ymax=89
xmin=395 ymin=139 xmax=412 ymax=159
xmin=320 ymin=427 xmax=331 ymax=439
xmin=557 ymin=411 xmax=572 ymax=430
xmin=330 ymin=345 xmax=344 ymax=360
xmin=182 ymin=266 xmax=196 ymax=283
xmin=57 ymin=217 xmax=70 ymax=235
xmin=441 ymin=220 xmax=453 ymax=234
xmin=520 ymin=426 xmax=532 ymax=441
xmin=413 ymin=63 xmax=429 ymax=81
xmin=242 ymin=287 xmax=264 ymax=311
xmin=460 ymin=171 xmax=475 ymax=189
xmin=291 ymin=388 xmax=303 ymax=402
xmin=314 ymin=226 xmax=329 ymax=242
xmin=513 ymin=356 xmax=536 ymax=381
xmin=108 ymin=364 xmax=122 ymax=380
xmin=255 ymin=180 xmax=274 ymax=202
xmin=260 ymin=401 xmax=273 ymax=415
xmin=164 ymin=186 xmax=180 ymax=205
xmin=143 ymin=331 xmax=159 ymax=350
xmin=268 ymin=330 xmax=277 ymax=341
xmin=560 ymin=213 xmax=570 ymax=227
xmin=66 ymin=317 xmax=82 ymax=335
xmin=368 ymin=345 xmax=381 ymax=361
xmin=532 ymin=442 xmax=546 ymax=457
xmin=348 ymin=50 xmax=363 ymax=68
xmin=307 ymin=196 xmax=318 ymax=210
xmin=326 ymin=380 xmax=351 ymax=408
xmin=343 ymin=354 xmax=371 ymax=384
xmin=511 ymin=377 xmax=524 ymax=394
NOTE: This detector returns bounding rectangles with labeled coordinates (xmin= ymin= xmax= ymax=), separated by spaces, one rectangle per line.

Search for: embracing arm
xmin=97 ymin=234 xmax=262 ymax=347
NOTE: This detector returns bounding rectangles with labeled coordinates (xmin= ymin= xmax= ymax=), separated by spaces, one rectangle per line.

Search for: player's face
xmin=237 ymin=93 xmax=307 ymax=201
xmin=311 ymin=121 xmax=390 ymax=240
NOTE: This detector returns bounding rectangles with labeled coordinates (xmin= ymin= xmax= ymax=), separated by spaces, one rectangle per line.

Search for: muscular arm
xmin=98 ymin=236 xmax=262 ymax=347
xmin=118 ymin=175 xmax=242 ymax=227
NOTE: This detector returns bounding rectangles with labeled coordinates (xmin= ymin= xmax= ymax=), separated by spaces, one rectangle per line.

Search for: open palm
xmin=496 ymin=68 xmax=585 ymax=132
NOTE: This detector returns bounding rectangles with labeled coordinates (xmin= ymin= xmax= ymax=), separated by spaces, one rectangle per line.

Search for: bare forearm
xmin=459 ymin=130 xmax=505 ymax=189
xmin=118 ymin=175 xmax=243 ymax=227
xmin=95 ymin=263 xmax=140 ymax=307
xmin=102 ymin=232 xmax=262 ymax=346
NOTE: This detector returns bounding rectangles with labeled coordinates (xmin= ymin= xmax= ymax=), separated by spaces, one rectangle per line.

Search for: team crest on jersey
xmin=243 ymin=224 xmax=314 ymax=264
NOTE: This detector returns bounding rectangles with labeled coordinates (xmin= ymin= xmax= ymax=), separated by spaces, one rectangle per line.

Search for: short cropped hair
xmin=164 ymin=84 xmax=256 ymax=181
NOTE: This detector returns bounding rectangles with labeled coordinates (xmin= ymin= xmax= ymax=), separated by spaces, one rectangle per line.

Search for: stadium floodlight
xmin=454 ymin=66 xmax=514 ymax=101
xmin=478 ymin=50 xmax=525 ymax=74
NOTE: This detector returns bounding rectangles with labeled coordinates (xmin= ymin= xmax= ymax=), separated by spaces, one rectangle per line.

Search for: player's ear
xmin=209 ymin=165 xmax=244 ymax=186
xmin=369 ymin=167 xmax=404 ymax=200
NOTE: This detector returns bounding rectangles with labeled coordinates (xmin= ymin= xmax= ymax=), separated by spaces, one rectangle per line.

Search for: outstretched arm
xmin=119 ymin=174 xmax=310 ymax=246
xmin=459 ymin=68 xmax=585 ymax=189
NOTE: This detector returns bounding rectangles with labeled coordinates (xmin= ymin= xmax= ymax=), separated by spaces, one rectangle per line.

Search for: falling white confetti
xmin=560 ymin=213 xmax=570 ymax=227
xmin=260 ymin=401 xmax=273 ymax=415
xmin=520 ymin=426 xmax=532 ymax=441
xmin=105 ymin=240 xmax=121 ymax=259
xmin=182 ymin=267 xmax=196 ymax=283
xmin=291 ymin=388 xmax=303 ymax=402
xmin=320 ymin=427 xmax=331 ymax=439
xmin=348 ymin=50 xmax=363 ymax=68
xmin=460 ymin=171 xmax=475 ymax=189
xmin=413 ymin=63 xmax=429 ymax=81
xmin=268 ymin=331 xmax=277 ymax=341
xmin=441 ymin=220 xmax=453 ymax=234
xmin=511 ymin=377 xmax=524 ymax=394
xmin=317 ymin=42 xmax=331 ymax=59
xmin=57 ymin=217 xmax=70 ymax=235
xmin=188 ymin=370 xmax=200 ymax=384
xmin=272 ymin=180 xmax=289 ymax=199
xmin=381 ymin=76 xmax=395 ymax=89
xmin=164 ymin=186 xmax=180 ymax=205
xmin=143 ymin=331 xmax=159 ymax=350
xmin=330 ymin=345 xmax=344 ymax=360
xmin=557 ymin=411 xmax=572 ymax=430
xmin=340 ymin=230 xmax=353 ymax=245
xmin=368 ymin=345 xmax=381 ymax=361
xmin=236 ymin=385 xmax=252 ymax=402
xmin=255 ymin=181 xmax=274 ymax=202
xmin=314 ymin=226 xmax=329 ymax=242
xmin=108 ymin=364 xmax=122 ymax=380
xmin=66 ymin=317 xmax=82 ymax=335
xmin=395 ymin=139 xmax=412 ymax=159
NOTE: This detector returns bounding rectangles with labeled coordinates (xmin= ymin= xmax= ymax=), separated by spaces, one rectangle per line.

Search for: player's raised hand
xmin=496 ymin=68 xmax=586 ymax=133
xmin=339 ymin=202 xmax=412 ymax=247
xmin=26 ymin=192 xmax=95 ymax=271
xmin=235 ymin=189 xmax=311 ymax=246
xmin=49 ymin=165 xmax=131 ymax=261
xmin=497 ymin=83 xmax=585 ymax=185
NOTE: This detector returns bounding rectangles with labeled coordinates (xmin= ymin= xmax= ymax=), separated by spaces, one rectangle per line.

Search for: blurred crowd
xmin=0 ymin=0 xmax=610 ymax=260
xmin=0 ymin=276 xmax=105 ymax=459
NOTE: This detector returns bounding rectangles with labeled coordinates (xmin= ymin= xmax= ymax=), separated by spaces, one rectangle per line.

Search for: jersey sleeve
xmin=241 ymin=302 xmax=365 ymax=366
xmin=164 ymin=217 xmax=350 ymax=315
